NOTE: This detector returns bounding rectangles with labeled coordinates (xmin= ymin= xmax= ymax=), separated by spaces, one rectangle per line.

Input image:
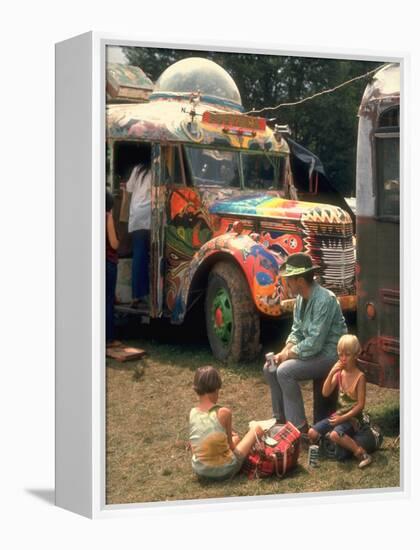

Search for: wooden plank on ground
xmin=106 ymin=345 xmax=146 ymax=362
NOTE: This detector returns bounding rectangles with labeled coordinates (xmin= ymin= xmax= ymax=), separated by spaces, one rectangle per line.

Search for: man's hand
xmin=274 ymin=350 xmax=288 ymax=365
xmin=274 ymin=352 xmax=283 ymax=364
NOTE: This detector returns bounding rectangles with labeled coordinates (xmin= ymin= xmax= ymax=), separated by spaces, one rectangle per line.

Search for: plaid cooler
xmin=242 ymin=422 xmax=301 ymax=479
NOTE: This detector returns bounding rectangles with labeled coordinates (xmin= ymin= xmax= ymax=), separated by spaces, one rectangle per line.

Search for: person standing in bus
xmin=126 ymin=158 xmax=152 ymax=307
xmin=263 ymin=252 xmax=347 ymax=433
xmin=106 ymin=190 xmax=120 ymax=348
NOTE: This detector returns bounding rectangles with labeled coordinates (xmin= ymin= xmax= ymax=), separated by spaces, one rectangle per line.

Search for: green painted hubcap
xmin=212 ymin=288 xmax=233 ymax=346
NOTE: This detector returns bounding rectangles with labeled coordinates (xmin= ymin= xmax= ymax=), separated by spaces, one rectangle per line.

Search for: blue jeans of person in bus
xmin=131 ymin=229 xmax=150 ymax=300
xmin=106 ymin=260 xmax=118 ymax=343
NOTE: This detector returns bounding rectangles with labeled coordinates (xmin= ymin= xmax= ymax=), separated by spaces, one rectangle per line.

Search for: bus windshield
xmin=242 ymin=153 xmax=285 ymax=190
xmin=184 ymin=146 xmax=285 ymax=190
xmin=185 ymin=147 xmax=240 ymax=187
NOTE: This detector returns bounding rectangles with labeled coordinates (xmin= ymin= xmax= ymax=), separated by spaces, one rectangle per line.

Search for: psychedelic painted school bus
xmin=356 ymin=63 xmax=400 ymax=388
xmin=107 ymin=57 xmax=356 ymax=362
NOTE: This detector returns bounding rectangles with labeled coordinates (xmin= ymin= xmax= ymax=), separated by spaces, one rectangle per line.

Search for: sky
xmin=107 ymin=45 xmax=128 ymax=63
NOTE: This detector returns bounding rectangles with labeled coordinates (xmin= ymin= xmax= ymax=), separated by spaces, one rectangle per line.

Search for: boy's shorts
xmin=193 ymin=449 xmax=245 ymax=481
xmin=312 ymin=418 xmax=381 ymax=461
xmin=312 ymin=417 xmax=355 ymax=438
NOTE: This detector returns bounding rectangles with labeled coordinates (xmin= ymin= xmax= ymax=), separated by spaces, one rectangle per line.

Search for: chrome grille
xmin=304 ymin=229 xmax=355 ymax=296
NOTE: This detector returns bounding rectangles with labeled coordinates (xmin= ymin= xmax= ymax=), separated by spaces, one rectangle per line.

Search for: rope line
xmin=244 ymin=63 xmax=388 ymax=115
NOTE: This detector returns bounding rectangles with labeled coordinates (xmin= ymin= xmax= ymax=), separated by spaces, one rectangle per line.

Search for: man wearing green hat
xmin=263 ymin=252 xmax=347 ymax=433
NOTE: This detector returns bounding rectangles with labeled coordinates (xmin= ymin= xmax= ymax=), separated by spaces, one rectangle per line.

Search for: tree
xmin=122 ymin=46 xmax=382 ymax=195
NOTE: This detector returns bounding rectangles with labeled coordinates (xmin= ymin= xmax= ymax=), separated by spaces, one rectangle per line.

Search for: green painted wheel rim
xmin=212 ymin=287 xmax=233 ymax=346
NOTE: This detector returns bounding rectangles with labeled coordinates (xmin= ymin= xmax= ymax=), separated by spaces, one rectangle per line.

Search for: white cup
xmin=265 ymin=352 xmax=277 ymax=372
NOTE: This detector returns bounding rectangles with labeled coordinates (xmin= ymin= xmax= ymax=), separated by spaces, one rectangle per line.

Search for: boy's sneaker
xmin=358 ymin=453 xmax=372 ymax=468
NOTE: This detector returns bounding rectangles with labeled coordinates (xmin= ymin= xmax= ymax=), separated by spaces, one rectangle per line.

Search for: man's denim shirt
xmin=286 ymin=282 xmax=347 ymax=360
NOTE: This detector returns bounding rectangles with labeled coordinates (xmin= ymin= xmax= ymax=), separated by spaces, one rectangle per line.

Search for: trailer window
xmin=379 ymin=106 xmax=399 ymax=129
xmin=376 ymin=136 xmax=399 ymax=217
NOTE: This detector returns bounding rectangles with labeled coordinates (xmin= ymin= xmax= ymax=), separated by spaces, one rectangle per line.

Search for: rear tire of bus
xmin=205 ymin=261 xmax=261 ymax=362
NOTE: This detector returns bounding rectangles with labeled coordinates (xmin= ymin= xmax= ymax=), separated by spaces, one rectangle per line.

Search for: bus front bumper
xmin=279 ymin=293 xmax=357 ymax=315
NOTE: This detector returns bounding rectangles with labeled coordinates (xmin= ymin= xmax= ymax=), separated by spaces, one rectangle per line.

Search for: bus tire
xmin=205 ymin=261 xmax=261 ymax=362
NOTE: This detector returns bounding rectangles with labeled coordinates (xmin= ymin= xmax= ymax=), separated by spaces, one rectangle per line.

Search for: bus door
xmin=150 ymin=143 xmax=166 ymax=317
xmin=160 ymin=144 xmax=214 ymax=322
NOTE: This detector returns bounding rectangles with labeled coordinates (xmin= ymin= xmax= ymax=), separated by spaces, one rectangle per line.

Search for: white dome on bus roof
xmin=152 ymin=57 xmax=242 ymax=110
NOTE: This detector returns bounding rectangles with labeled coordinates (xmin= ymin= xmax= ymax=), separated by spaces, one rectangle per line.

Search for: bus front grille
xmin=304 ymin=231 xmax=355 ymax=296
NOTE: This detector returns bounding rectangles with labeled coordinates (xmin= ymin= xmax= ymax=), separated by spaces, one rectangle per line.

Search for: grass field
xmin=106 ymin=317 xmax=400 ymax=505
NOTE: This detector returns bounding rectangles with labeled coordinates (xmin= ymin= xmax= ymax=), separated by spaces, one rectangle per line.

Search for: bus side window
xmin=161 ymin=146 xmax=184 ymax=185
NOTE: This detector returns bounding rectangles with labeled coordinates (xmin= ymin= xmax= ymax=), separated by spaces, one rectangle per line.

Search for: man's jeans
xmin=263 ymin=354 xmax=336 ymax=427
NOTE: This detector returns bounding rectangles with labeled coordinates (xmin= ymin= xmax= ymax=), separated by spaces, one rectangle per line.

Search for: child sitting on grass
xmin=308 ymin=334 xmax=372 ymax=468
xmin=189 ymin=366 xmax=264 ymax=480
